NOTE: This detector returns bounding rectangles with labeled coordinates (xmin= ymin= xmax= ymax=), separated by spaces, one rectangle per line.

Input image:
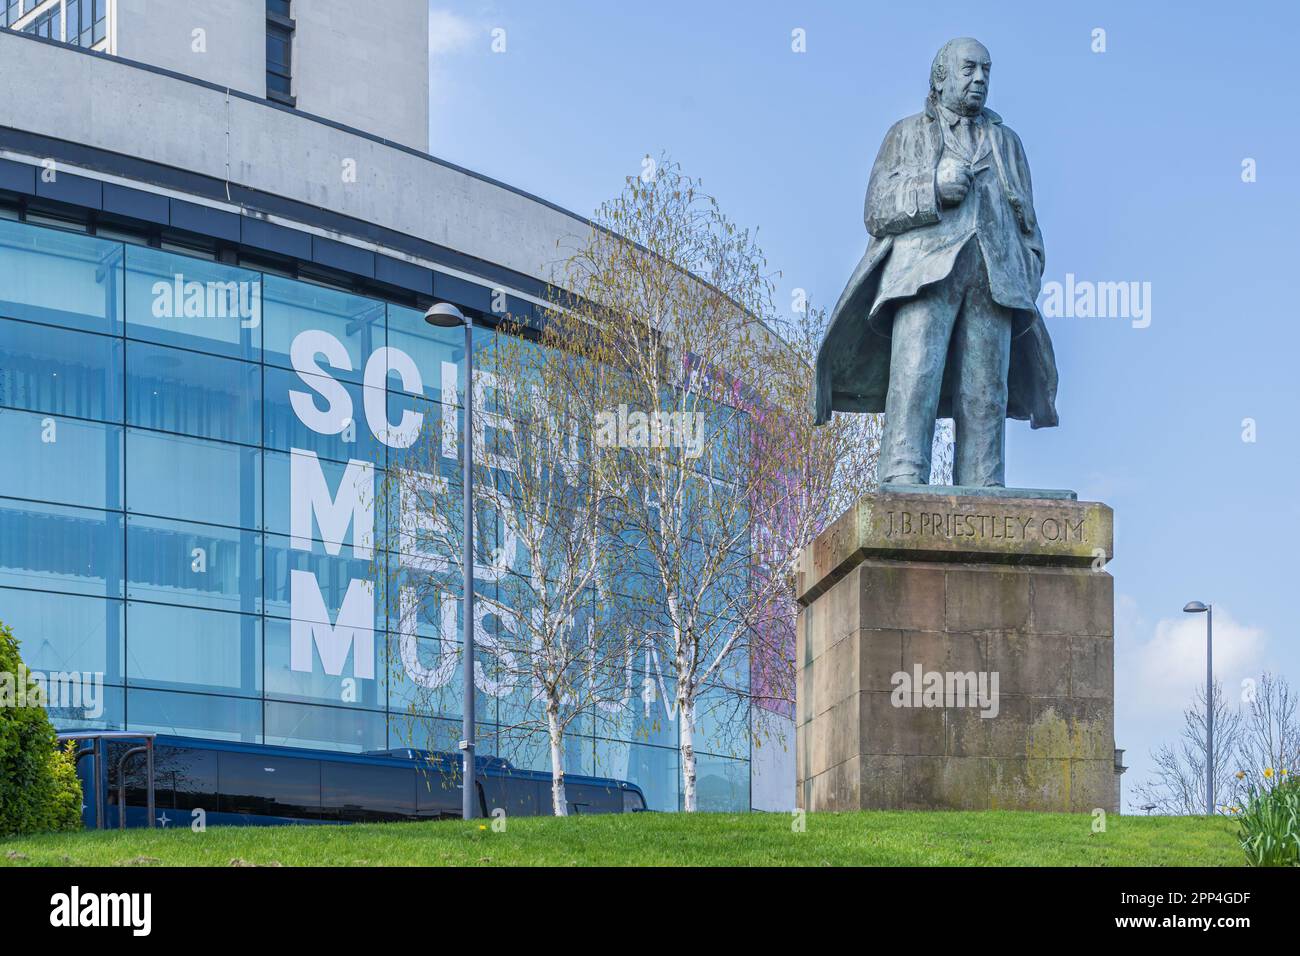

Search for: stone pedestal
xmin=793 ymin=488 xmax=1116 ymax=813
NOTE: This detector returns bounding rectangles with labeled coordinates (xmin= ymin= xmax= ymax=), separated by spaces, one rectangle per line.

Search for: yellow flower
xmin=1264 ymin=767 xmax=1275 ymax=779
xmin=478 ymin=824 xmax=487 ymax=831
xmin=1235 ymin=771 xmax=1246 ymax=780
xmin=1282 ymin=769 xmax=1289 ymax=776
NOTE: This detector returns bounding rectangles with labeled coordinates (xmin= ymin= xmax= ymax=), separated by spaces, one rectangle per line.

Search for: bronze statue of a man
xmin=812 ymin=37 xmax=1059 ymax=487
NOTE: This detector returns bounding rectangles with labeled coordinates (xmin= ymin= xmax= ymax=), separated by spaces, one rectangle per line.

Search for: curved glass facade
xmin=0 ymin=216 xmax=751 ymax=812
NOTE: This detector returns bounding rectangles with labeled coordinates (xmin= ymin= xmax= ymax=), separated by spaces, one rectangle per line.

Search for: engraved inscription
xmin=883 ymin=509 xmax=1086 ymax=543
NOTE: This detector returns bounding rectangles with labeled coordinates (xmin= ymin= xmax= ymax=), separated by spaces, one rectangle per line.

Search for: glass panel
xmin=0 ymin=586 xmax=123 ymax=683
xmin=385 ymin=632 xmax=492 ymax=727
xmin=219 ymin=751 xmax=321 ymax=818
xmin=386 ymin=303 xmax=464 ymax=405
xmin=126 ymin=342 xmax=261 ymax=445
xmin=263 ymin=448 xmax=381 ymax=551
xmin=595 ymin=738 xmax=678 ymax=812
xmin=127 ymin=688 xmax=262 ymax=742
xmin=262 ymin=532 xmax=383 ymax=629
xmin=0 ymin=410 xmax=122 ymax=510
xmin=125 ymin=515 xmax=261 ymax=613
xmin=264 ymin=617 xmax=385 ymax=710
xmin=499 ymin=730 xmax=594 ymax=777
xmin=264 ymin=701 xmax=386 ymax=752
xmin=262 ymin=275 xmax=383 ymax=386
xmin=321 ymin=761 xmax=416 ymax=822
xmin=692 ymin=753 xmax=750 ymax=812
xmin=0 ymin=219 xmax=122 ymax=334
xmin=126 ymin=430 xmax=261 ymax=530
xmin=129 ymin=743 xmax=217 ymax=813
xmin=124 ymin=245 xmax=262 ymax=360
xmin=264 ymin=365 xmax=387 ymax=466
xmin=0 ymin=319 xmax=122 ymax=422
xmin=696 ymin=683 xmax=750 ymax=759
xmin=0 ymin=498 xmax=122 ymax=597
xmin=50 ymin=685 xmax=124 ymax=732
xmin=126 ymin=602 xmax=261 ymax=697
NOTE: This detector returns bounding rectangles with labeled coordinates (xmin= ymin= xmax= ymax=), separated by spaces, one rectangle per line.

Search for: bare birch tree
xmin=1239 ymin=672 xmax=1300 ymax=784
xmin=548 ymin=158 xmax=891 ymax=809
xmin=373 ymin=319 xmax=637 ymax=816
xmin=1133 ymin=679 xmax=1243 ymax=815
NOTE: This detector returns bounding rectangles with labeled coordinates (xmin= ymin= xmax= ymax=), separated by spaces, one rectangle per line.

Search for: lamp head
xmin=1183 ymin=601 xmax=1209 ymax=614
xmin=424 ymin=302 xmax=467 ymax=328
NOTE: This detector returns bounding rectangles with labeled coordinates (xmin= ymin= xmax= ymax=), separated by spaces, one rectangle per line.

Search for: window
xmin=22 ymin=7 xmax=56 ymax=39
xmin=219 ymin=751 xmax=322 ymax=818
xmin=321 ymin=761 xmax=416 ymax=821
xmin=6 ymin=1 xmax=110 ymax=48
xmin=266 ymin=1 xmax=294 ymax=104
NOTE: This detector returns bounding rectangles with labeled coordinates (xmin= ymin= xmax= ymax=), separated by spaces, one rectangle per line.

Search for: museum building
xmin=0 ymin=1 xmax=794 ymax=813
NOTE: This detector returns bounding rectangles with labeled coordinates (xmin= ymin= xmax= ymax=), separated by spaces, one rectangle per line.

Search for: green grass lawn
xmin=0 ymin=810 xmax=1242 ymax=867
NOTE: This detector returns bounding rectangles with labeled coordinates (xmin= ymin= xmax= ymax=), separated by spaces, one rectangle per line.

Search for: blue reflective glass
xmin=386 ymin=303 xmax=463 ymax=404
xmin=696 ymin=683 xmax=750 ymax=759
xmin=262 ymin=275 xmax=383 ymax=385
xmin=126 ymin=342 xmax=261 ymax=444
xmin=0 ymin=220 xmax=122 ymax=334
xmin=124 ymin=245 xmax=261 ymax=359
xmin=49 ymin=686 xmax=124 ymax=732
xmin=264 ymin=617 xmax=384 ymax=710
xmin=605 ymin=668 xmax=678 ymax=749
xmin=502 ymin=730 xmax=594 ymax=776
xmin=0 ymin=586 xmax=123 ymax=682
xmin=0 ymin=498 xmax=122 ymax=597
xmin=0 ymin=410 xmax=122 ymax=510
xmin=264 ymin=701 xmax=386 ymax=752
xmin=125 ymin=515 xmax=261 ymax=613
xmin=126 ymin=430 xmax=261 ymax=530
xmin=126 ymin=602 xmax=261 ymax=697
xmin=0 ymin=319 xmax=122 ymax=422
xmin=692 ymin=753 xmax=749 ymax=811
xmin=262 ymin=532 xmax=383 ymax=628
xmin=385 ymin=632 xmax=493 ymax=726
xmin=263 ymin=365 xmax=387 ymax=465
xmin=595 ymin=738 xmax=678 ymax=812
xmin=263 ymin=449 xmax=382 ymax=550
xmin=127 ymin=688 xmax=262 ymax=742
xmin=0 ymin=224 xmax=758 ymax=802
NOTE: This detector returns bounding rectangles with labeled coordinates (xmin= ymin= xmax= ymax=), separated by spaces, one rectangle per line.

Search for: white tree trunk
xmin=680 ymin=696 xmax=697 ymax=812
xmin=547 ymin=705 xmax=568 ymax=816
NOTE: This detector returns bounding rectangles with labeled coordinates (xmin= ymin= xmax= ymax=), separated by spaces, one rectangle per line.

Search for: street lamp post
xmin=425 ymin=302 xmax=476 ymax=820
xmin=1183 ymin=600 xmax=1213 ymax=815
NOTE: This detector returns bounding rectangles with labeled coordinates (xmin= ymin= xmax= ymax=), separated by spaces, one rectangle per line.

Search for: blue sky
xmin=425 ymin=0 xmax=1297 ymax=808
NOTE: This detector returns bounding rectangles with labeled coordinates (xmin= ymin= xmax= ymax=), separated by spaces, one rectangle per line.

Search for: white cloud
xmin=429 ymin=8 xmax=476 ymax=57
xmin=1117 ymin=597 xmax=1266 ymax=720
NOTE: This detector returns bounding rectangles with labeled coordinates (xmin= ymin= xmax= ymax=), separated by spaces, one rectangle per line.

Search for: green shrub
xmin=0 ymin=620 xmax=84 ymax=836
xmin=1235 ymin=769 xmax=1299 ymax=867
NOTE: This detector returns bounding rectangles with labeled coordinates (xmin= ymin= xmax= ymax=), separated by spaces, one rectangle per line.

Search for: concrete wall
xmin=0 ymin=29 xmax=591 ymax=286
xmin=293 ymin=0 xmax=428 ymax=150
xmin=115 ymin=0 xmax=265 ymax=95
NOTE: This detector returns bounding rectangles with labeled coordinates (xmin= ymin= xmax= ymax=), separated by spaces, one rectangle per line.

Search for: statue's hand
xmin=936 ymin=156 xmax=972 ymax=207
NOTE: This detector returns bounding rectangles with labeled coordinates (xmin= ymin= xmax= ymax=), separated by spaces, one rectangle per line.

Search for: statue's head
xmin=929 ymin=37 xmax=991 ymax=116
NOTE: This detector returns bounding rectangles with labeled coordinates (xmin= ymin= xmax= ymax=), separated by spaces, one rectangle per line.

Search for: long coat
xmin=812 ymin=101 xmax=1059 ymax=429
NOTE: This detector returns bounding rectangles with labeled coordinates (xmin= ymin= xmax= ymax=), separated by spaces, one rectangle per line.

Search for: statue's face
xmin=939 ymin=40 xmax=991 ymax=115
